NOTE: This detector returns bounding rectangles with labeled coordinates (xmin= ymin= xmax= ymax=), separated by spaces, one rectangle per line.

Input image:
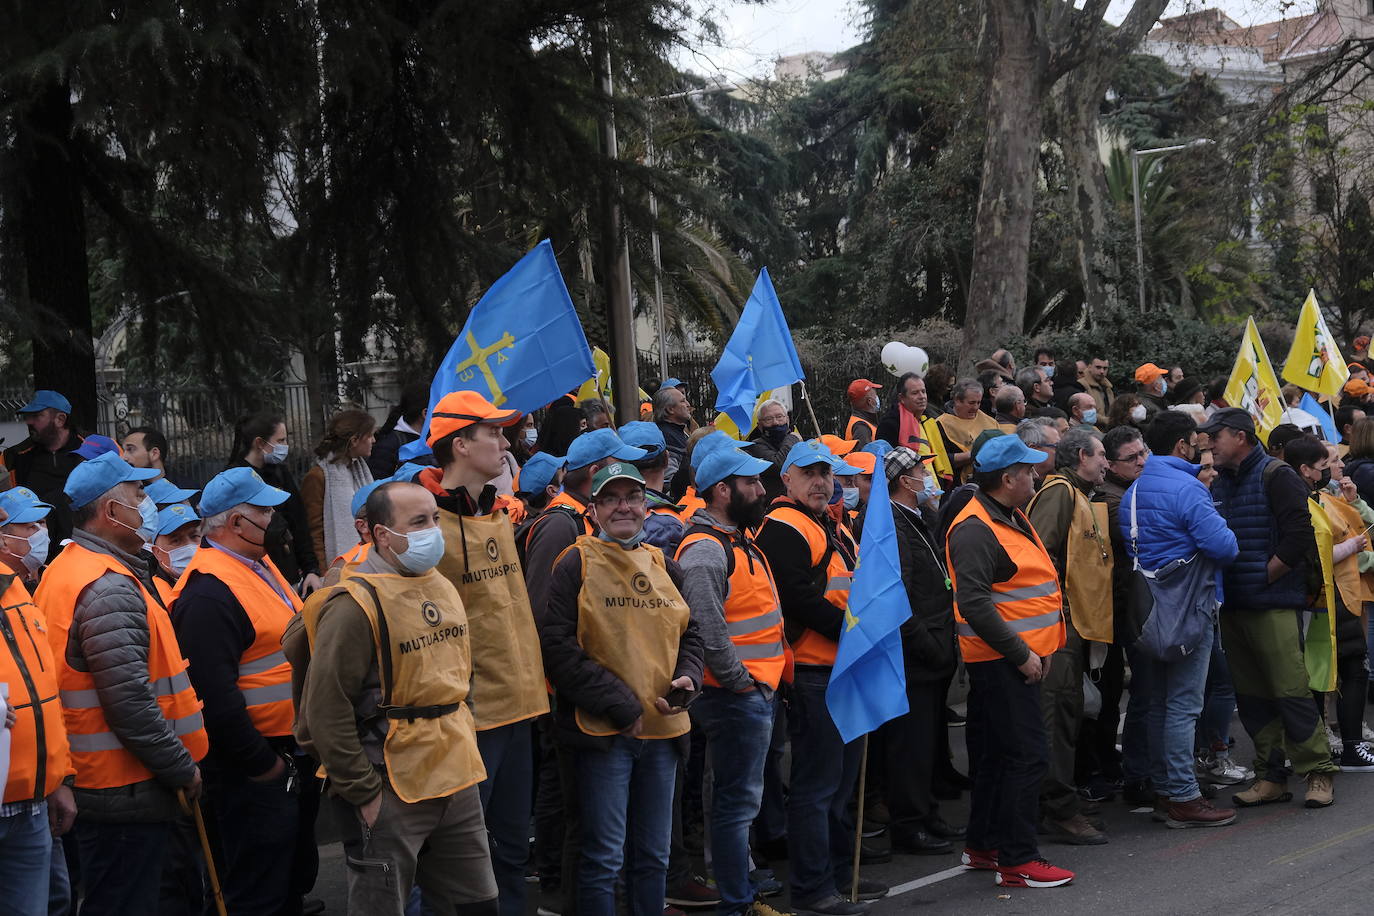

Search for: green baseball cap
xmin=590 ymin=462 xmax=646 ymax=496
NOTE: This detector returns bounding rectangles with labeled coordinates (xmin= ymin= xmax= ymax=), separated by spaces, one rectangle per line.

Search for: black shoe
xmin=793 ymin=894 xmax=865 ymax=916
xmin=302 ymin=900 xmax=325 ymax=916
xmin=833 ymin=879 xmax=888 ymax=902
xmin=1077 ymin=778 xmax=1116 ymax=803
xmin=945 ymin=706 xmax=967 ymax=727
xmin=857 ymin=840 xmax=891 ymax=865
xmin=923 ymin=816 xmax=966 ymax=840
xmin=890 ymin=829 xmax=953 ymax=855
xmin=1121 ymin=780 xmax=1154 ymax=806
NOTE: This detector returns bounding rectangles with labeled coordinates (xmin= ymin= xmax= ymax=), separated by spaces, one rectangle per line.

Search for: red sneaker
xmin=995 ymin=859 xmax=1074 ymax=888
xmin=960 ymin=847 xmax=998 ymax=870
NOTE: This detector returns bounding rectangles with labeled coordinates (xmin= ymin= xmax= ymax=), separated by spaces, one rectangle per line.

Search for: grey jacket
xmin=64 ymin=529 xmax=198 ymax=822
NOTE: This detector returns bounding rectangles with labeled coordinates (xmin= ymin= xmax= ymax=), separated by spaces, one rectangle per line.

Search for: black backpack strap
xmin=681 ymin=524 xmax=737 ymax=578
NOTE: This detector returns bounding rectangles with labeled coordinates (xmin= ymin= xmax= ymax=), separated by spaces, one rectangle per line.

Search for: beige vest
xmin=572 ymin=536 xmax=691 ymax=740
xmin=436 ymin=509 xmax=549 ymax=729
xmin=1030 ymin=475 xmax=1114 ymax=643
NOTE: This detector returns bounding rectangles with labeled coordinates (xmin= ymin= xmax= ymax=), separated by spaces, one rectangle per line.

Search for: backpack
xmin=1128 ymin=485 xmax=1219 ymax=662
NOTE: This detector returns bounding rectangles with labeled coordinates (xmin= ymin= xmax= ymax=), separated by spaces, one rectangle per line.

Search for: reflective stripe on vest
xmin=33 ymin=543 xmax=207 ymax=789
xmin=676 ymin=527 xmax=787 ymax=689
xmin=762 ymin=503 xmax=855 ymax=667
xmin=1 ymin=577 xmax=70 ymax=804
xmin=945 ymin=495 xmax=1065 ymax=663
xmin=169 ymin=545 xmax=302 ymax=738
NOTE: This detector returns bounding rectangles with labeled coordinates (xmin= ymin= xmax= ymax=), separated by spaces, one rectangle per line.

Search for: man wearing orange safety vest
xmin=417 ymin=390 xmax=550 ymax=916
xmin=36 ymin=451 xmax=207 ymax=916
xmin=0 ymin=499 xmax=77 ymax=916
xmin=755 ymin=440 xmax=886 ymax=916
xmin=844 ymin=379 xmax=882 ymax=447
xmin=171 ymin=466 xmax=314 ymax=915
xmin=675 ymin=445 xmax=785 ymax=916
xmin=945 ymin=435 xmax=1073 ymax=890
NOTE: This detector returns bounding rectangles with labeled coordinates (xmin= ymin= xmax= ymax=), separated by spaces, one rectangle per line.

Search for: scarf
xmin=320 ymin=455 xmax=374 ymax=563
xmin=897 ymin=404 xmax=926 ymax=450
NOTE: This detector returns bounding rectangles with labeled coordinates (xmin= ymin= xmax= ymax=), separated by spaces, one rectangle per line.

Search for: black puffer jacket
xmin=746 ymin=430 xmax=801 ymax=501
xmin=63 ymin=529 xmax=200 ymax=822
xmin=1345 ymin=457 xmax=1374 ymax=506
xmin=870 ymin=500 xmax=956 ymax=682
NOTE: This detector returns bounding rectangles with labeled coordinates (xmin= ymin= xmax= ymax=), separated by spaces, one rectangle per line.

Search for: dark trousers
xmin=1039 ymin=624 xmax=1084 ymax=821
xmin=556 ymin=740 xmax=584 ymax=916
xmin=1077 ymin=643 xmax=1125 ymax=782
xmin=477 ymin=721 xmax=536 ymax=916
xmin=966 ymin=658 xmax=1049 ymax=868
xmin=533 ymin=715 xmax=564 ymax=894
xmin=74 ymin=819 xmax=170 ymax=916
xmin=208 ymin=766 xmax=303 ymax=916
xmin=880 ymin=678 xmax=944 ymax=839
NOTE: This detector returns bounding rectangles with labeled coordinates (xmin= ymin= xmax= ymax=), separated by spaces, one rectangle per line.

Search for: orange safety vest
xmin=337 ymin=542 xmax=370 ymax=566
xmin=946 ymin=495 xmax=1065 ymax=663
xmin=676 ymin=524 xmax=787 ymax=689
xmin=171 ymin=545 xmax=303 ymax=738
xmin=672 ymin=487 xmax=706 ymax=524
xmin=761 ymin=500 xmax=855 ymax=667
xmin=844 ymin=415 xmax=876 ymax=442
xmin=2 ymin=575 xmax=71 ymax=803
xmin=36 ymin=543 xmax=208 ymax=789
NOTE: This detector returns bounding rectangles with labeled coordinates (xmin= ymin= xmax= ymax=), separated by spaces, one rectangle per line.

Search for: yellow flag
xmin=1225 ymin=317 xmax=1285 ymax=444
xmin=1282 ymin=289 xmax=1347 ymax=398
xmin=712 ymin=388 xmax=785 ymax=441
xmin=576 ymin=347 xmax=613 ymax=406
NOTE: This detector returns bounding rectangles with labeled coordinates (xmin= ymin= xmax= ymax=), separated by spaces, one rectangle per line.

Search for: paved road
xmin=306 ymin=701 xmax=1374 ymax=915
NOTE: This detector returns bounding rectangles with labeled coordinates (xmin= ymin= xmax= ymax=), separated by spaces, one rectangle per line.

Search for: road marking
xmin=886 ymin=865 xmax=969 ymax=897
xmin=1269 ymin=821 xmax=1374 ymax=865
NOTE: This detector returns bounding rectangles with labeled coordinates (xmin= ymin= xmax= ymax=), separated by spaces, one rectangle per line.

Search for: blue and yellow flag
xmin=711 ymin=269 xmax=805 ymax=432
xmin=825 ymin=452 xmax=912 ymax=744
xmin=1282 ymin=290 xmax=1347 ymax=399
xmin=424 ymin=240 xmax=594 ymax=425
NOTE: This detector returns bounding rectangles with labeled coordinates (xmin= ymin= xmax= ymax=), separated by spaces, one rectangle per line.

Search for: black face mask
xmin=762 ymin=425 xmax=789 ymax=444
xmin=1317 ymin=468 xmax=1332 ymax=491
xmin=726 ymin=484 xmax=767 ymax=530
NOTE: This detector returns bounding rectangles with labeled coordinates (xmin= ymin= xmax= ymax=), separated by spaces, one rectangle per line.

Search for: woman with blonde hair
xmin=301 ymin=409 xmax=376 ymax=570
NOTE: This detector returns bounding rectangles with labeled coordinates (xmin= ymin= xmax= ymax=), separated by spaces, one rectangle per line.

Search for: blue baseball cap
xmin=781 ymin=439 xmax=862 ymax=475
xmin=0 ymin=487 xmax=53 ymax=525
xmin=351 ymin=480 xmax=386 ymax=518
xmin=616 ymin=421 xmax=666 ymax=460
xmin=565 ymin=428 xmax=647 ymax=470
xmin=390 ymin=461 xmax=428 ymax=483
xmin=75 ymin=435 xmax=122 ymax=461
xmin=144 ymin=478 xmax=200 ymax=507
xmin=974 ymin=434 xmax=1045 ymax=472
xmin=64 ymin=451 xmax=160 ymax=510
xmin=861 ymin=440 xmax=893 ymax=458
xmin=690 ymin=431 xmax=751 ymax=470
xmin=18 ymin=390 xmax=72 ymax=416
xmin=658 ymin=378 xmax=684 ymax=391
xmin=518 ymin=452 xmax=566 ymax=495
xmin=696 ymin=448 xmax=772 ymax=491
xmin=199 ymin=467 xmax=290 ymax=517
xmin=398 ymin=437 xmax=433 ymax=462
xmin=156 ymin=503 xmax=201 ymax=537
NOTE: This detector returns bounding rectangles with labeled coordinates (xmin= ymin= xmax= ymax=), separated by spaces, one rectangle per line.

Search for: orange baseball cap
xmin=847 ymin=379 xmax=883 ymax=401
xmin=1344 ymin=378 xmax=1372 ymax=398
xmin=845 ymin=451 xmax=877 ymax=475
xmin=819 ymin=434 xmax=858 ymax=457
xmin=1134 ymin=363 xmax=1168 ymax=384
xmin=427 ymin=390 xmax=523 ymax=445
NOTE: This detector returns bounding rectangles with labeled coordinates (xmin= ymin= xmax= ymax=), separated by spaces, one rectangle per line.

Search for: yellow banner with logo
xmin=1224 ymin=317 xmax=1285 ymax=444
xmin=1282 ymin=289 xmax=1348 ymax=399
xmin=575 ymin=346 xmax=650 ymax=410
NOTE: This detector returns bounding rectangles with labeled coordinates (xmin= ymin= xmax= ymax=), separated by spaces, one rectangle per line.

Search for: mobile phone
xmin=664 ymin=685 xmax=699 ymax=710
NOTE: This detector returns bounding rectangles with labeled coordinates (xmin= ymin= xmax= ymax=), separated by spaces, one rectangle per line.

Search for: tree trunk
xmin=1054 ymin=70 xmax=1119 ymax=324
xmin=961 ymin=0 xmax=1046 ymax=372
xmin=16 ymin=82 xmax=97 ymax=428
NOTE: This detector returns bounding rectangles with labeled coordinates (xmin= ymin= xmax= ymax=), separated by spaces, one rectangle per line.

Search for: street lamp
xmin=1132 ymin=138 xmax=1214 ymax=311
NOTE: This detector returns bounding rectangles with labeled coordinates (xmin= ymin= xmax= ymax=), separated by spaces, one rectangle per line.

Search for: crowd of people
xmin=4 ymin=340 xmax=1374 ymax=914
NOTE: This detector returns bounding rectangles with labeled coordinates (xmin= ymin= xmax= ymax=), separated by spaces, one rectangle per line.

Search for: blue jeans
xmin=477 ymin=721 xmax=535 ymax=916
xmin=1197 ymin=621 xmax=1237 ymax=752
xmin=74 ymin=819 xmax=170 ymax=916
xmin=1121 ymin=642 xmax=1154 ymax=785
xmin=786 ymin=666 xmax=861 ymax=907
xmin=0 ymin=804 xmax=51 ymax=916
xmin=693 ymin=687 xmax=776 ymax=915
xmin=577 ymin=737 xmax=679 ymax=916
xmin=49 ymin=830 xmax=72 ymax=916
xmin=1144 ymin=621 xmax=1215 ymax=801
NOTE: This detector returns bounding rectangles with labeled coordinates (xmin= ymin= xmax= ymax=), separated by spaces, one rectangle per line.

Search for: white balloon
xmin=881 ymin=341 xmax=908 ymax=378
xmin=901 ymin=346 xmax=930 ymax=378
xmin=881 ymin=341 xmax=929 ymax=378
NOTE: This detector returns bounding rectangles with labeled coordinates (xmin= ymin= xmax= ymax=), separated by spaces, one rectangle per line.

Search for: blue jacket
xmin=1121 ymin=454 xmax=1238 ymax=602
xmin=1209 ymin=445 xmax=1313 ymax=610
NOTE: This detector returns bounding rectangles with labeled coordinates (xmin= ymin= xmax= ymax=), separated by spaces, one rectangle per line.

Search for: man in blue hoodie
xmin=1122 ymin=410 xmax=1239 ymax=828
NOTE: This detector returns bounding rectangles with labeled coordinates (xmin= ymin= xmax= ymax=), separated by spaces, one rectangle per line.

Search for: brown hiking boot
xmin=1304 ymin=772 xmax=1335 ymax=808
xmin=1165 ymin=797 xmax=1237 ymax=829
xmin=1232 ymin=779 xmax=1292 ymax=807
xmin=1044 ymin=813 xmax=1107 ymax=845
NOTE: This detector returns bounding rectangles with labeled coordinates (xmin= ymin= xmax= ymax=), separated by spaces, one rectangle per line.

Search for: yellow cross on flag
xmin=1282 ymin=289 xmax=1348 ymax=399
xmin=1225 ymin=317 xmax=1285 ymax=445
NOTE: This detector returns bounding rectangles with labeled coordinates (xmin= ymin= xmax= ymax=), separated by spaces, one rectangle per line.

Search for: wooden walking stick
xmin=179 ymin=788 xmax=228 ymax=916
xmin=849 ymin=734 xmax=870 ymax=904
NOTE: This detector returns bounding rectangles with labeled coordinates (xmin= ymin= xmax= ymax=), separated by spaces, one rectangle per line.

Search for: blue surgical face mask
xmin=920 ymin=475 xmax=944 ymax=505
xmin=598 ymin=528 xmax=647 ymax=549
xmin=1160 ymin=379 xmax=1168 ymax=396
xmin=264 ymin=442 xmax=289 ymax=465
xmin=6 ymin=527 xmax=49 ymax=575
xmin=385 ymin=524 xmax=446 ymax=574
xmin=1082 ymin=407 xmax=1098 ymax=425
xmin=161 ymin=543 xmax=198 ymax=576
xmin=842 ymin=487 xmax=861 ymax=510
xmin=1043 ymin=365 xmax=1055 ymax=378
xmin=523 ymin=428 xmax=539 ymax=448
xmin=136 ymin=496 xmax=159 ymax=543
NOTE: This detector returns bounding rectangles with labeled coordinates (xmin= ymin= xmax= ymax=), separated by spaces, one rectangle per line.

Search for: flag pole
xmin=849 ymin=734 xmax=870 ymax=904
xmin=799 ymin=380 xmax=825 ymax=438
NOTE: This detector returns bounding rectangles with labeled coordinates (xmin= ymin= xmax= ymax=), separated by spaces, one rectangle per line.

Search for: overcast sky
xmin=681 ymin=0 xmax=1319 ymax=81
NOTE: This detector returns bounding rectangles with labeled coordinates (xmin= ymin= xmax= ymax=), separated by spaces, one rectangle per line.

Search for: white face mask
xmin=6 ymin=527 xmax=49 ymax=575
xmin=1130 ymin=405 xmax=1148 ymax=422
xmin=1041 ymin=365 xmax=1055 ymax=378
xmin=842 ymin=487 xmax=861 ymax=510
xmin=523 ymin=429 xmax=539 ymax=448
xmin=264 ymin=442 xmax=290 ymax=465
xmin=384 ymin=524 xmax=445 ymax=574
xmin=159 ymin=543 xmax=198 ymax=576
xmin=112 ymin=497 xmax=158 ymax=546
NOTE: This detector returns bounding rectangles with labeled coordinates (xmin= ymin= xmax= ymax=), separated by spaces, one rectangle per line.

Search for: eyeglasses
xmin=1111 ymin=449 xmax=1148 ymax=464
xmin=593 ymin=493 xmax=646 ymax=509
